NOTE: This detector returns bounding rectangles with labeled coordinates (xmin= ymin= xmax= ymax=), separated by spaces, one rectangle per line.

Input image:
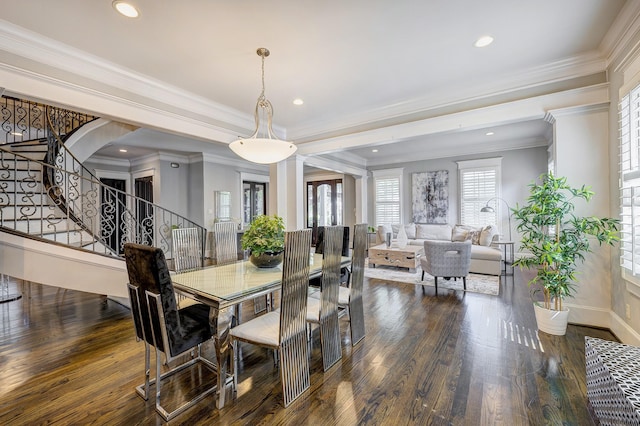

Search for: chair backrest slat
xmin=214 ymin=222 xmax=238 ymax=265
xmin=320 ymin=226 xmax=343 ymax=319
xmin=278 ymin=229 xmax=312 ymax=346
xmin=172 ymin=227 xmax=203 ymax=272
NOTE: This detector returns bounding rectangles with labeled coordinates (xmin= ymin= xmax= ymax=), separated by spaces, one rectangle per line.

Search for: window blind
xmin=375 ymin=176 xmax=400 ymax=225
xmin=460 ymin=168 xmax=498 ymax=227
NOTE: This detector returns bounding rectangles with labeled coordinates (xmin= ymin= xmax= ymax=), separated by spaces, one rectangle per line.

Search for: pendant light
xmin=229 ymin=48 xmax=297 ymax=164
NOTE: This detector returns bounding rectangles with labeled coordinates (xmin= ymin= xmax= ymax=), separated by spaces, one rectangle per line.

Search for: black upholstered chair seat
xmin=168 ymin=304 xmax=212 ymax=356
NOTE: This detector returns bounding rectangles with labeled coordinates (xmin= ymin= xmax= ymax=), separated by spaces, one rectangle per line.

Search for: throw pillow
xmin=479 ymin=225 xmax=498 ymax=246
xmin=452 ymin=224 xmax=473 ymax=241
xmin=466 ymin=230 xmax=481 ymax=245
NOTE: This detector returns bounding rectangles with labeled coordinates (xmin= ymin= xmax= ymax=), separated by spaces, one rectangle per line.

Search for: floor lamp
xmin=480 ymin=197 xmax=512 ymax=242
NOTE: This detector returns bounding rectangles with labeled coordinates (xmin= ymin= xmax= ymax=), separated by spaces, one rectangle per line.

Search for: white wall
xmin=367 ymin=146 xmax=548 ymax=247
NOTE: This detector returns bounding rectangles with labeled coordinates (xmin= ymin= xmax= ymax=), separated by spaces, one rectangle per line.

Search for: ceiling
xmin=0 ymin=0 xmax=629 ymax=167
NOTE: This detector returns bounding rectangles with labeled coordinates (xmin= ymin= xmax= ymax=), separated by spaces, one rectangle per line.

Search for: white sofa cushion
xmin=415 ymin=224 xmax=452 ymax=240
xmin=470 ymin=245 xmax=502 ymax=261
xmin=391 ymin=223 xmax=416 ymax=239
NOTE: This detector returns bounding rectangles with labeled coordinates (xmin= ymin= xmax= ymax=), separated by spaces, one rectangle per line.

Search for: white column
xmin=269 ymin=155 xmax=306 ymax=231
xmin=355 ymin=175 xmax=369 ymax=224
xmin=547 ymin=103 xmax=613 ymax=327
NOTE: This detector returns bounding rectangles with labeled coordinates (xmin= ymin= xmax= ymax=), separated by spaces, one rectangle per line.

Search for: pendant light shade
xmin=229 ymin=48 xmax=297 ymax=164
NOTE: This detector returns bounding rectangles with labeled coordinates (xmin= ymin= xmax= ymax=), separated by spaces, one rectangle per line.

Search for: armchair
xmin=420 ymin=240 xmax=472 ymax=294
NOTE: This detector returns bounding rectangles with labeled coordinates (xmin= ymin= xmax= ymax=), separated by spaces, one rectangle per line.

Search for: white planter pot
xmin=533 ymin=302 xmax=570 ymax=336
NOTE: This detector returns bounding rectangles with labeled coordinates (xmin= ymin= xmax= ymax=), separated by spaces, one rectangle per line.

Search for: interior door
xmin=135 ymin=176 xmax=154 ymax=246
xmin=307 ymin=179 xmax=343 ymax=245
xmin=100 ymin=178 xmax=126 ymax=254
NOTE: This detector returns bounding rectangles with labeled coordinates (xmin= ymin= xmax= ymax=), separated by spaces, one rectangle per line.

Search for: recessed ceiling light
xmin=113 ymin=1 xmax=139 ymax=18
xmin=372 ymin=149 xmax=378 ymax=153
xmin=485 ymin=131 xmax=494 ymax=136
xmin=10 ymin=131 xmax=22 ymax=136
xmin=293 ymin=98 xmax=304 ymax=106
xmin=474 ymin=35 xmax=494 ymax=48
xmin=119 ymin=149 xmax=128 ymax=153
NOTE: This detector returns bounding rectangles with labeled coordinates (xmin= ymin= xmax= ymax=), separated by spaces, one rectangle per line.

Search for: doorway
xmin=243 ymin=181 xmax=266 ymax=225
xmin=100 ymin=178 xmax=126 ymax=254
xmin=135 ymin=176 xmax=154 ymax=246
xmin=307 ymin=179 xmax=343 ymax=245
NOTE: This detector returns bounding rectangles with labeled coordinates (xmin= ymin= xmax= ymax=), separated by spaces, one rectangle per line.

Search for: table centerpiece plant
xmin=241 ymin=214 xmax=286 ymax=268
xmin=512 ymin=173 xmax=619 ymax=335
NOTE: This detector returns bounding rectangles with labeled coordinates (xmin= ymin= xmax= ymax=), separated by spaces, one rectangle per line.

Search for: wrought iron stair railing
xmin=0 ymin=148 xmax=205 ymax=259
xmin=0 ymin=96 xmax=206 ymax=260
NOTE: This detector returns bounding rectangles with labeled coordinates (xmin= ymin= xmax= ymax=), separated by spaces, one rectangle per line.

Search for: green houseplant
xmin=512 ymin=173 xmax=619 ymax=335
xmin=241 ymin=214 xmax=285 ymax=268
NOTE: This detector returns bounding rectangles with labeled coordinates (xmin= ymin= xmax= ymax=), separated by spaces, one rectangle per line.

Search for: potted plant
xmin=241 ymin=214 xmax=285 ymax=268
xmin=512 ymin=173 xmax=619 ymax=335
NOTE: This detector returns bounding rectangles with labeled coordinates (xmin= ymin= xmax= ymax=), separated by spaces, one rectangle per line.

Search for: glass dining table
xmin=171 ymin=252 xmax=350 ymax=409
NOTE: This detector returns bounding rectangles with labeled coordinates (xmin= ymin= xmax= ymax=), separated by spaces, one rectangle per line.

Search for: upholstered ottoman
xmin=585 ymin=336 xmax=640 ymax=425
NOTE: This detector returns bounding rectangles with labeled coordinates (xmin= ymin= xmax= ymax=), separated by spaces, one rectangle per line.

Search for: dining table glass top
xmin=172 ymin=252 xmax=349 ymax=304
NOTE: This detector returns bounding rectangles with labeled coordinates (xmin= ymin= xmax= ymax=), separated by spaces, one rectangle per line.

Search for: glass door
xmin=243 ymin=181 xmax=266 ymax=226
xmin=307 ymin=179 xmax=343 ymax=245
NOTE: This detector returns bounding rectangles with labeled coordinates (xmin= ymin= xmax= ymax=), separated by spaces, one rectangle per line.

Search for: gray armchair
xmin=420 ymin=240 xmax=472 ymax=293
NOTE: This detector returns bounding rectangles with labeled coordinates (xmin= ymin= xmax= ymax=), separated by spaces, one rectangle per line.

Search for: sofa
xmin=376 ymin=223 xmax=503 ymax=275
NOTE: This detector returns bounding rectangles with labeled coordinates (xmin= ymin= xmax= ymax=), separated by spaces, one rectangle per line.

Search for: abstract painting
xmin=412 ymin=171 xmax=449 ymax=223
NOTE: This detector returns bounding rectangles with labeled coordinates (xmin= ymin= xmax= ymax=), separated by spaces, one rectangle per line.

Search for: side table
xmin=493 ymin=241 xmax=514 ymax=276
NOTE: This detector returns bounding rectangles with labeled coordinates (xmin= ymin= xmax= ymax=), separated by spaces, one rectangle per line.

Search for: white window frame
xmin=372 ymin=168 xmax=403 ymax=226
xmin=619 ymin=82 xmax=640 ymax=287
xmin=457 ymin=158 xmax=502 ymax=230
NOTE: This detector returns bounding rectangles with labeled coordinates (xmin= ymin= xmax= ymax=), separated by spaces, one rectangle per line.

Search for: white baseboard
xmin=565 ymin=303 xmax=611 ymax=328
xmin=565 ymin=302 xmax=640 ymax=345
xmin=610 ymin=312 xmax=640 ymax=346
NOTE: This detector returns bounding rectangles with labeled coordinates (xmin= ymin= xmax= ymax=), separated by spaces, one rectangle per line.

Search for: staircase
xmin=0 ymin=96 xmax=206 ymax=298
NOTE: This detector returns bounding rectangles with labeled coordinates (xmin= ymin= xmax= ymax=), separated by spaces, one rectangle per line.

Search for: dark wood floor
xmin=0 ymin=267 xmax=616 ymax=425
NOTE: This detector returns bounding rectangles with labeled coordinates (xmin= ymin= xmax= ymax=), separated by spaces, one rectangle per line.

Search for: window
xmin=619 ymin=84 xmax=640 ymax=280
xmin=457 ymin=158 xmax=502 ymax=228
xmin=373 ymin=169 xmax=403 ymax=225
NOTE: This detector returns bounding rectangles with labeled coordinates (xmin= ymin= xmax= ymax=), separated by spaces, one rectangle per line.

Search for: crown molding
xmin=603 ymin=0 xmax=640 ymax=71
xmin=86 ymin=155 xmax=130 ymax=168
xmin=297 ymin=83 xmax=609 ymax=157
xmin=0 ymin=20 xmax=257 ymax=138
xmin=288 ymin=51 xmax=607 ymax=141
xmin=198 ymin=152 xmax=269 ymax=172
xmin=365 ymin=136 xmax=547 ymax=168
xmin=303 ymin=155 xmax=367 ymax=178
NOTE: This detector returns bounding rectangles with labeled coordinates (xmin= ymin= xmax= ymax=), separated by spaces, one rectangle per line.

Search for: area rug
xmin=364 ymin=263 xmax=500 ymax=296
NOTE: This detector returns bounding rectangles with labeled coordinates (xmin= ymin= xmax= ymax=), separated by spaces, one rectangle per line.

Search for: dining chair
xmin=306 ymin=225 xmax=343 ymax=371
xmin=229 ymin=228 xmax=312 ymax=407
xmin=124 ymin=243 xmax=216 ymax=421
xmin=420 ymin=240 xmax=472 ymax=294
xmin=338 ymin=223 xmax=367 ymax=346
xmin=171 ymin=227 xmax=204 ymax=272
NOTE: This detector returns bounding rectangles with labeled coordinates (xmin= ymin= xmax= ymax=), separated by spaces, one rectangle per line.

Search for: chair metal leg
xmin=319 ymin=313 xmax=342 ymax=370
xmin=231 ymin=340 xmax=238 ymax=397
xmin=434 ymin=276 xmax=438 ymax=294
xmin=348 ymin=296 xmax=365 ymax=346
xmin=463 ymin=276 xmax=467 ymax=291
xmin=279 ymin=334 xmax=310 ymax=407
xmin=421 ymin=270 xmax=425 ymax=280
